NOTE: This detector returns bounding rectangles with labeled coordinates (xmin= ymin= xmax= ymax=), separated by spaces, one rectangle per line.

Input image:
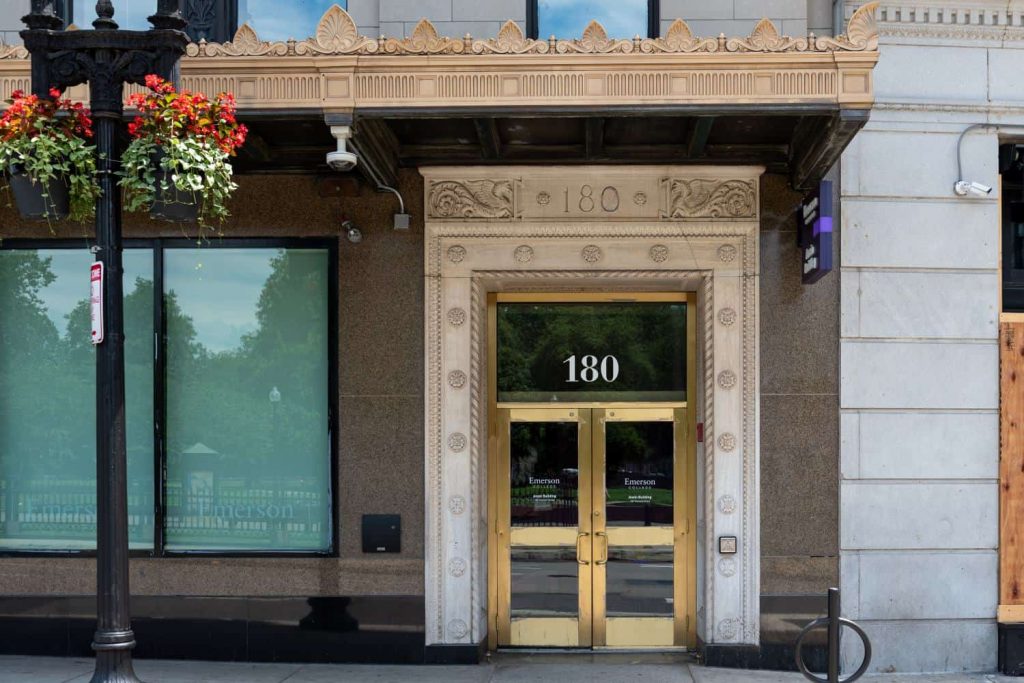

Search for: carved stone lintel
xmin=662 ymin=179 xmax=757 ymax=220
xmin=429 ymin=180 xmax=515 ymax=220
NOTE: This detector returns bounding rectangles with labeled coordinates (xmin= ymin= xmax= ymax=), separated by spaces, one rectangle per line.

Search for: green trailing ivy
xmin=0 ymin=88 xmax=101 ymax=222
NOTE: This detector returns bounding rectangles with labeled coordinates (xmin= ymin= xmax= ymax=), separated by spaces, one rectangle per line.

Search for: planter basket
xmin=8 ymin=164 xmax=70 ymax=221
xmin=150 ymin=169 xmax=200 ymax=223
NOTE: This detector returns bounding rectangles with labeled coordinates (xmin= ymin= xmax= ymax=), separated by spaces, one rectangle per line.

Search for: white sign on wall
xmin=90 ymin=262 xmax=104 ymax=345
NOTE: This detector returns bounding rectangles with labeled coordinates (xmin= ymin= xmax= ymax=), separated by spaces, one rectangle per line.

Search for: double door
xmin=493 ymin=406 xmax=695 ymax=649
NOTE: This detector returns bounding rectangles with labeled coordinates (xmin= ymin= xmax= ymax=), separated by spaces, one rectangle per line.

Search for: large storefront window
xmin=0 ymin=242 xmax=333 ymax=555
xmin=163 ymin=248 xmax=331 ymax=551
xmin=533 ymin=0 xmax=653 ymax=39
xmin=0 ymin=248 xmax=154 ymax=550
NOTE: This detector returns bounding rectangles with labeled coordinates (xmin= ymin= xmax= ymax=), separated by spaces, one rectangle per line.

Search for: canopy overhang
xmin=0 ymin=2 xmax=880 ymax=190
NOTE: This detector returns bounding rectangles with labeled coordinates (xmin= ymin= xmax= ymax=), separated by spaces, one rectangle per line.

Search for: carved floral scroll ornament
xmin=662 ymin=179 xmax=757 ymax=219
xmin=0 ymin=38 xmax=27 ymax=60
xmin=176 ymin=2 xmax=877 ymax=59
xmin=429 ymin=180 xmax=515 ymax=219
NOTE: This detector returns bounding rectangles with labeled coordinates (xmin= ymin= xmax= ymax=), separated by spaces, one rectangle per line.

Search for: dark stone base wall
xmin=0 ymin=595 xmax=428 ymax=664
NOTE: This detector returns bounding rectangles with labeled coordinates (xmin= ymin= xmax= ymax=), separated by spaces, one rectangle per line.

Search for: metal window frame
xmin=527 ymin=0 xmax=659 ymax=40
xmin=0 ymin=237 xmax=339 ymax=559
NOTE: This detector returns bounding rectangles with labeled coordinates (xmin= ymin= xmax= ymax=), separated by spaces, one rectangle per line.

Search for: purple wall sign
xmin=797 ymin=180 xmax=833 ymax=284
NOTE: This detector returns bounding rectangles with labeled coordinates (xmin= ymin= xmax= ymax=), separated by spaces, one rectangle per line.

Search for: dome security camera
xmin=327 ymin=149 xmax=358 ymax=172
xmin=328 ymin=126 xmax=358 ymax=172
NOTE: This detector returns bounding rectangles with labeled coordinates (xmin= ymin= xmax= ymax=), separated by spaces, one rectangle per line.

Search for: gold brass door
xmin=494 ymin=406 xmax=695 ymax=649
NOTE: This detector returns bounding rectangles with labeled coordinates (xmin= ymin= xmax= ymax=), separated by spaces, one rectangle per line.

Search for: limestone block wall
xmin=838 ymin=0 xmax=1021 ymax=673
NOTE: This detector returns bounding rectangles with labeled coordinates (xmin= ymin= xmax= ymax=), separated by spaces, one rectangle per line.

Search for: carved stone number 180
xmin=563 ymin=185 xmax=620 ymax=213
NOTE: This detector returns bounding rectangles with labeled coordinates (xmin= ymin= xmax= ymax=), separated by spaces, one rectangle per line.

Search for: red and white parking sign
xmin=90 ymin=262 xmax=104 ymax=345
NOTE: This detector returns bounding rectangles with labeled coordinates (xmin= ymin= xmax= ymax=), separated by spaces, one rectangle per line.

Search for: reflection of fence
xmin=0 ymin=477 xmax=153 ymax=543
xmin=510 ymin=487 xmax=578 ymax=527
xmin=164 ymin=478 xmax=325 ymax=546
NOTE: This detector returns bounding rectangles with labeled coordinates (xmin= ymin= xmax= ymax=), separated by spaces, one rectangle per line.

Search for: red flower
xmin=126 ymin=74 xmax=246 ymax=154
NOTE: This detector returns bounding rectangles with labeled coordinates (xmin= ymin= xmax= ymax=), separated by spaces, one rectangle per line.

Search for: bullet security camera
xmin=954 ymin=180 xmax=992 ymax=197
xmin=327 ymin=125 xmax=358 ymax=172
xmin=342 ymin=219 xmax=362 ymax=243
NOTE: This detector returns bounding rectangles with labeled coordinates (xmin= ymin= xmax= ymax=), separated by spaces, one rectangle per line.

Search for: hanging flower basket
xmin=119 ymin=75 xmax=247 ymax=226
xmin=0 ymin=88 xmax=99 ymax=222
xmin=149 ymin=152 xmax=200 ymax=223
xmin=8 ymin=162 xmax=70 ymax=220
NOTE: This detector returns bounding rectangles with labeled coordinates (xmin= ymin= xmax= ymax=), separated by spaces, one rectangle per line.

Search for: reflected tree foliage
xmin=497 ymin=303 xmax=686 ymax=402
xmin=0 ymin=251 xmax=154 ymax=549
xmin=164 ymin=249 xmax=330 ymax=551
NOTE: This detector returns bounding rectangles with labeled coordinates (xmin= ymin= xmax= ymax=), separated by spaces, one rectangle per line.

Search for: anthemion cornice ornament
xmin=176 ymin=2 xmax=878 ymax=59
xmin=0 ymin=38 xmax=27 ymax=60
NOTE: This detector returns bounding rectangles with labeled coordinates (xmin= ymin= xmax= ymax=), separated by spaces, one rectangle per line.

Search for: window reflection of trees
xmin=0 ymin=251 xmax=154 ymax=549
xmin=164 ymin=250 xmax=330 ymax=551
xmin=0 ymin=248 xmax=330 ymax=552
xmin=510 ymin=423 xmax=579 ymax=528
xmin=497 ymin=303 xmax=686 ymax=402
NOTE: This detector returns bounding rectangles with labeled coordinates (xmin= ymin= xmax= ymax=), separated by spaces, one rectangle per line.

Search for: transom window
xmin=0 ymin=240 xmax=336 ymax=555
xmin=529 ymin=0 xmax=657 ymax=39
xmin=65 ymin=0 xmax=347 ymax=43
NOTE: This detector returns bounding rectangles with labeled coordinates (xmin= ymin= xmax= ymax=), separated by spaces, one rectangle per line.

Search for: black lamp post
xmin=19 ymin=3 xmax=188 ymax=682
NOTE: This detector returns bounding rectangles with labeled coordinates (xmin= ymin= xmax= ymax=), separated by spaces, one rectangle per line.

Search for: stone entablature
xmin=845 ymin=0 xmax=1024 ymax=42
xmin=422 ymin=165 xmax=763 ymax=648
xmin=0 ymin=4 xmax=879 ymax=112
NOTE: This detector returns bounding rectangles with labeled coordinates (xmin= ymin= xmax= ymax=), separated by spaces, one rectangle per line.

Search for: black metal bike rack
xmin=795 ymin=587 xmax=872 ymax=683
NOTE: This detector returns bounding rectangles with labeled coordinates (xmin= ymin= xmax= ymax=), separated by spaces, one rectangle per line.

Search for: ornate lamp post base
xmin=20 ymin=3 xmax=188 ymax=682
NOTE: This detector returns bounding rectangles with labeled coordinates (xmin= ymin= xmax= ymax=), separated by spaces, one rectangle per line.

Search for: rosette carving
xmin=429 ymin=180 xmax=514 ymax=219
xmin=663 ymin=179 xmax=756 ymax=219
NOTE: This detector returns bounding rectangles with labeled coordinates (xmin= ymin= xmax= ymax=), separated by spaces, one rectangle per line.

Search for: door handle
xmin=576 ymin=532 xmax=590 ymax=565
xmin=595 ymin=531 xmax=608 ymax=565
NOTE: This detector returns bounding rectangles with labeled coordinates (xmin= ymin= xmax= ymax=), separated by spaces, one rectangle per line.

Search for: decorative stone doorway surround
xmin=422 ymin=165 xmax=762 ymax=649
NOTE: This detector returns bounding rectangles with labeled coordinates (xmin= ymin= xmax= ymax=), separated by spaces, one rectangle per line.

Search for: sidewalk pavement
xmin=0 ymin=654 xmax=1018 ymax=683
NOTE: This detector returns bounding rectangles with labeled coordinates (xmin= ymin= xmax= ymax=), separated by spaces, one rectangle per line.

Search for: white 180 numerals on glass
xmin=564 ymin=354 xmax=620 ymax=383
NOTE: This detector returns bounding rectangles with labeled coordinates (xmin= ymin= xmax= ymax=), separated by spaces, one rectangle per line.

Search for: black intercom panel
xmin=362 ymin=514 xmax=401 ymax=553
